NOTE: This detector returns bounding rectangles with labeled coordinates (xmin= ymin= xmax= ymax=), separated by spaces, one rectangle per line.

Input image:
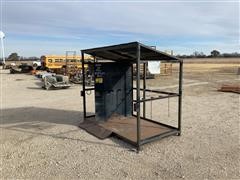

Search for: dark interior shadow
xmin=0 ymin=107 xmax=131 ymax=149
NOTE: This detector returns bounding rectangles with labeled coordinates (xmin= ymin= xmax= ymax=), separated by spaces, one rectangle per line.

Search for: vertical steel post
xmin=131 ymin=64 xmax=134 ymax=116
xmin=81 ymin=51 xmax=86 ymax=119
xmin=143 ymin=62 xmax=146 ymax=118
xmin=136 ymin=43 xmax=141 ymax=151
xmin=178 ymin=60 xmax=183 ymax=135
xmin=65 ymin=51 xmax=68 ymax=75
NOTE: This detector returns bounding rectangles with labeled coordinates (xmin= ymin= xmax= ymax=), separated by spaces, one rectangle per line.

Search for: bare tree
xmin=211 ymin=50 xmax=220 ymax=57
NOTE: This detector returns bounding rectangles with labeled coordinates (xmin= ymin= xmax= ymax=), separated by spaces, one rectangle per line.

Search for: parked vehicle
xmin=32 ymin=60 xmax=41 ymax=67
xmin=10 ymin=63 xmax=33 ymax=74
xmin=43 ymin=74 xmax=71 ymax=90
xmin=40 ymin=55 xmax=91 ymax=69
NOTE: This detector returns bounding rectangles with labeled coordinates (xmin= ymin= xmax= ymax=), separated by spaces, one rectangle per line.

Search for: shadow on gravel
xmin=27 ymin=81 xmax=74 ymax=90
xmin=0 ymin=107 xmax=82 ymax=126
xmin=26 ymin=81 xmax=44 ymax=90
xmin=27 ymin=87 xmax=43 ymax=90
xmin=0 ymin=107 xmax=131 ymax=149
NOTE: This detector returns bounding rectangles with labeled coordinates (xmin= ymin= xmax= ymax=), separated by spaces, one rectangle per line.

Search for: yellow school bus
xmin=40 ymin=55 xmax=91 ymax=69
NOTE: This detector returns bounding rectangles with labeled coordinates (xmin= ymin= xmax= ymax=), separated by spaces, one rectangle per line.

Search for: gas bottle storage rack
xmin=80 ymin=42 xmax=183 ymax=152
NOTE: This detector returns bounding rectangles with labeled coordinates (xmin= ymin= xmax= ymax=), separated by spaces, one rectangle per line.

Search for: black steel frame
xmin=81 ymin=43 xmax=183 ymax=152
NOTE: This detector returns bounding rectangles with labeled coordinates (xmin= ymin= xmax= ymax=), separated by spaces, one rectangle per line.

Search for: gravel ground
xmin=0 ymin=64 xmax=239 ymax=179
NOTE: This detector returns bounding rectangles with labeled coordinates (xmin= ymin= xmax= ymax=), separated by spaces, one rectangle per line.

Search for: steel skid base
xmin=79 ymin=114 xmax=180 ymax=148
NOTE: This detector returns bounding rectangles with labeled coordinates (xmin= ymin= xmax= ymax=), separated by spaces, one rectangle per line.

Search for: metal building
xmin=79 ymin=42 xmax=183 ymax=151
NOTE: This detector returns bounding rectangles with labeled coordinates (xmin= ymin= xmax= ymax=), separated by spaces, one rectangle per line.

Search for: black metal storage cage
xmin=80 ymin=41 xmax=183 ymax=151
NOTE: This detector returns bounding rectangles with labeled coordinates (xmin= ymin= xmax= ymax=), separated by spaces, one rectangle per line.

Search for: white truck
xmin=32 ymin=60 xmax=41 ymax=67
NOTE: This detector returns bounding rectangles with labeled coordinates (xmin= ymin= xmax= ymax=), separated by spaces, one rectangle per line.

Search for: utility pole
xmin=0 ymin=31 xmax=5 ymax=64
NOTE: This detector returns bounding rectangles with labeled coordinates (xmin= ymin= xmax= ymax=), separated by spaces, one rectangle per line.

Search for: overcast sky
xmin=0 ymin=0 xmax=239 ymax=57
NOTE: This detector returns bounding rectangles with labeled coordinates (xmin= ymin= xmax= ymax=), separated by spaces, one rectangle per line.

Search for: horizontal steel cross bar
xmin=133 ymin=94 xmax=178 ymax=103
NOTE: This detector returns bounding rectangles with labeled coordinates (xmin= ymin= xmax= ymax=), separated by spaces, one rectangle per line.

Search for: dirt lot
xmin=0 ymin=62 xmax=240 ymax=179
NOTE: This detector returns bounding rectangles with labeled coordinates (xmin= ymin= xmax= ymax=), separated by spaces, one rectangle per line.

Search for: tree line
xmin=1 ymin=50 xmax=240 ymax=62
xmin=177 ymin=50 xmax=240 ymax=58
xmin=1 ymin=53 xmax=40 ymax=61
